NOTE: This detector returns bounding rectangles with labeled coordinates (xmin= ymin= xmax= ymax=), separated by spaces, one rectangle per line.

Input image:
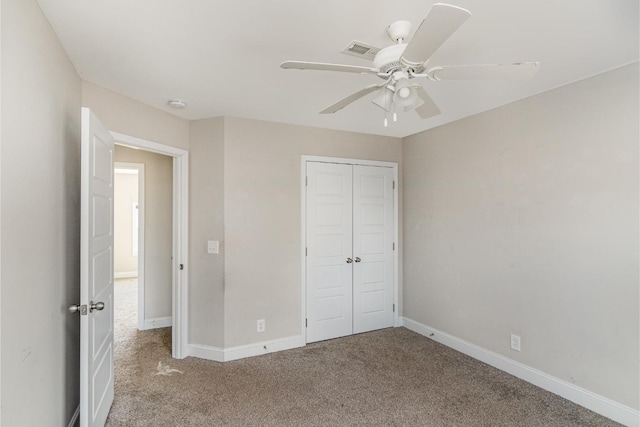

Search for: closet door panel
xmin=353 ymin=165 xmax=394 ymax=334
xmin=306 ymin=162 xmax=354 ymax=343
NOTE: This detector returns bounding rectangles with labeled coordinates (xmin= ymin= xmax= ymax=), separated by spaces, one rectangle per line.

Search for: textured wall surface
xmin=188 ymin=117 xmax=226 ymax=348
xmin=1 ymin=0 xmax=82 ymax=424
xmin=403 ymin=63 xmax=639 ymax=408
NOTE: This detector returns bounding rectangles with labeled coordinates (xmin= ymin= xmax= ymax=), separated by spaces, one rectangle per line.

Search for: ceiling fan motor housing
xmin=373 ymin=44 xmax=425 ymax=75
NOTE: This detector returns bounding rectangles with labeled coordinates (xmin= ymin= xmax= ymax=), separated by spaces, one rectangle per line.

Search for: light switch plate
xmin=207 ymin=240 xmax=219 ymax=254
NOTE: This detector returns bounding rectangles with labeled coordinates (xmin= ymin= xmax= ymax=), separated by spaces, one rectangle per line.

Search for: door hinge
xmin=393 ymin=242 xmax=395 ymax=251
xmin=393 ymin=303 xmax=395 ymax=313
xmin=305 ymin=176 xmax=308 ymax=186
xmin=179 ymin=264 xmax=184 ymax=270
xmin=305 ymin=318 xmax=308 ymax=328
xmin=393 ymin=180 xmax=395 ymax=190
xmin=305 ymin=247 xmax=308 ymax=256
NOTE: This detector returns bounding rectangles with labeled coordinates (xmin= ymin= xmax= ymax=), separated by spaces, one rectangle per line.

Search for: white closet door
xmin=352 ymin=165 xmax=394 ymax=334
xmin=306 ymin=162 xmax=354 ymax=343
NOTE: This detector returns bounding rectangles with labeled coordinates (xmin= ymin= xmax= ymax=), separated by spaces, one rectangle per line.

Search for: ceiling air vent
xmin=341 ymin=40 xmax=380 ymax=60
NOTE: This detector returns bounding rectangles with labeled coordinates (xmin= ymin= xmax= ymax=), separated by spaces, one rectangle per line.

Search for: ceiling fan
xmin=280 ymin=3 xmax=539 ymax=125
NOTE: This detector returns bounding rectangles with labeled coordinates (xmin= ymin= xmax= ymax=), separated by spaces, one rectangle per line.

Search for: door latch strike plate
xmin=80 ymin=305 xmax=87 ymax=315
xmin=180 ymin=264 xmax=184 ymax=270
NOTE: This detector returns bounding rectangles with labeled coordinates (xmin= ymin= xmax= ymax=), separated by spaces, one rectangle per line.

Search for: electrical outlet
xmin=510 ymin=334 xmax=521 ymax=352
xmin=257 ymin=319 xmax=265 ymax=333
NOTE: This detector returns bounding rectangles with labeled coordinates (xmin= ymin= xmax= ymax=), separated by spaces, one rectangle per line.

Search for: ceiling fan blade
xmin=427 ymin=62 xmax=540 ymax=80
xmin=280 ymin=61 xmax=379 ymax=74
xmin=320 ymin=84 xmax=383 ymax=114
xmin=413 ymin=86 xmax=441 ymax=119
xmin=401 ymin=3 xmax=471 ymax=67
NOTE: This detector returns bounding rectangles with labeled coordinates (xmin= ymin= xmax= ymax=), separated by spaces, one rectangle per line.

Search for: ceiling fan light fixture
xmin=398 ymin=87 xmax=411 ymax=99
xmin=404 ymin=97 xmax=425 ymax=113
xmin=393 ymin=79 xmax=418 ymax=107
xmin=372 ymin=86 xmax=394 ymax=112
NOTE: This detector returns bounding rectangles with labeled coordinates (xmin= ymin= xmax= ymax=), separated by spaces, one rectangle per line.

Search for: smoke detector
xmin=167 ymin=99 xmax=187 ymax=109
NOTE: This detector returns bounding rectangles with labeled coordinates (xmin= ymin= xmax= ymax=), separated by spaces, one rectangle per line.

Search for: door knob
xmin=90 ymin=301 xmax=105 ymax=312
xmin=68 ymin=304 xmax=86 ymax=315
xmin=346 ymin=258 xmax=353 ymax=264
xmin=354 ymin=257 xmax=361 ymax=263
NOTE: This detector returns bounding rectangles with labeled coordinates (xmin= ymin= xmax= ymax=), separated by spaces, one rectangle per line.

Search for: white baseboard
xmin=188 ymin=335 xmax=305 ymax=363
xmin=67 ymin=405 xmax=80 ymax=427
xmin=114 ymin=271 xmax=138 ymax=279
xmin=188 ymin=343 xmax=224 ymax=362
xmin=224 ymin=335 xmax=305 ymax=362
xmin=402 ymin=317 xmax=640 ymax=427
xmin=143 ymin=316 xmax=172 ymax=330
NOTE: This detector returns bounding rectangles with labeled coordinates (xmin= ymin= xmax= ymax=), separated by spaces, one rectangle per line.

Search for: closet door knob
xmin=354 ymin=257 xmax=361 ymax=263
xmin=346 ymin=258 xmax=353 ymax=264
xmin=90 ymin=301 xmax=105 ymax=312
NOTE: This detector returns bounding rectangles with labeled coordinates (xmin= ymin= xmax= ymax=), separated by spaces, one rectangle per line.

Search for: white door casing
xmin=304 ymin=158 xmax=397 ymax=344
xmin=353 ymin=165 xmax=395 ymax=333
xmin=110 ymin=132 xmax=189 ymax=359
xmin=80 ymin=108 xmax=115 ymax=427
xmin=306 ymin=162 xmax=353 ymax=343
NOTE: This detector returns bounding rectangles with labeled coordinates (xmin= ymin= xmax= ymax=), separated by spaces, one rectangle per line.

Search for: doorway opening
xmin=113 ymin=146 xmax=175 ymax=349
xmin=113 ymin=162 xmax=145 ymax=337
xmin=111 ymin=132 xmax=189 ymax=359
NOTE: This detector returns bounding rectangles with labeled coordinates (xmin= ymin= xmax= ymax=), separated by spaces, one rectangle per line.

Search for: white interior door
xmin=80 ymin=107 xmax=115 ymax=427
xmin=353 ymin=165 xmax=394 ymax=333
xmin=306 ymin=162 xmax=353 ymax=343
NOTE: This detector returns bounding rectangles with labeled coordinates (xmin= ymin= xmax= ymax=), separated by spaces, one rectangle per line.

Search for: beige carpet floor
xmin=107 ymin=279 xmax=619 ymax=426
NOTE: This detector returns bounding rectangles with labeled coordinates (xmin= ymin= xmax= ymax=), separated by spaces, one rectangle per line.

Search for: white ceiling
xmin=37 ymin=0 xmax=639 ymax=138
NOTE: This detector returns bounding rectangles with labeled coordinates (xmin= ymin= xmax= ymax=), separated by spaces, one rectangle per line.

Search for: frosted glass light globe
xmin=398 ymin=87 xmax=411 ymax=99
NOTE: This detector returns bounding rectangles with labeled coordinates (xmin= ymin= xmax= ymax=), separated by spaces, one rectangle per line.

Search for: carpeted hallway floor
xmin=107 ymin=278 xmax=619 ymax=426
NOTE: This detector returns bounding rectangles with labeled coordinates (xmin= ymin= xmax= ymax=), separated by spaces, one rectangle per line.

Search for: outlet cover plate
xmin=510 ymin=334 xmax=521 ymax=352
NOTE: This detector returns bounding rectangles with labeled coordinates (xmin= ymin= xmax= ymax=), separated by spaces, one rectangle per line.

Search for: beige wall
xmin=114 ymin=172 xmax=139 ymax=274
xmin=402 ymin=63 xmax=639 ymax=408
xmin=188 ymin=118 xmax=225 ymax=347
xmin=115 ymin=146 xmax=173 ymax=320
xmin=1 ymin=0 xmax=82 ymax=424
xmin=82 ymin=81 xmax=190 ymax=150
xmin=223 ymin=117 xmax=402 ymax=347
xmin=186 ymin=117 xmax=403 ymax=349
